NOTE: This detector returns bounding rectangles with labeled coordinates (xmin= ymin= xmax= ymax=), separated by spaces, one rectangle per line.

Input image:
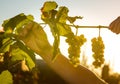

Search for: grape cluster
xmin=66 ymin=34 xmax=87 ymax=67
xmin=91 ymin=36 xmax=105 ymax=68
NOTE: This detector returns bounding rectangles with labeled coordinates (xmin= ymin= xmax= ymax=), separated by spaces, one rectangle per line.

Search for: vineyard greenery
xmin=0 ymin=1 xmax=107 ymax=84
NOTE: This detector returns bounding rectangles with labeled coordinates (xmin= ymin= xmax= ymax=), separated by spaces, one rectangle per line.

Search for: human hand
xmin=18 ymin=21 xmax=108 ymax=84
xmin=109 ymin=16 xmax=120 ymax=34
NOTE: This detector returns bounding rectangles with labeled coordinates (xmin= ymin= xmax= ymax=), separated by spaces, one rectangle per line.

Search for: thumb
xmin=109 ymin=16 xmax=120 ymax=34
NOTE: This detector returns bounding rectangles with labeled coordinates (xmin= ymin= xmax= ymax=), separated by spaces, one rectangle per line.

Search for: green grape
xmin=93 ymin=60 xmax=101 ymax=68
xmin=66 ymin=34 xmax=87 ymax=67
xmin=91 ymin=36 xmax=105 ymax=68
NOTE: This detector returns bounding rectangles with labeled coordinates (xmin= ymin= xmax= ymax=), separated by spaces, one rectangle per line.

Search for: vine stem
xmin=99 ymin=27 xmax=101 ymax=37
xmin=69 ymin=25 xmax=109 ymax=28
xmin=39 ymin=23 xmax=109 ymax=28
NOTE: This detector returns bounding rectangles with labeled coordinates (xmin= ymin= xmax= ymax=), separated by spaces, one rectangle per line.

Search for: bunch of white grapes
xmin=66 ymin=34 xmax=87 ymax=67
xmin=91 ymin=36 xmax=105 ymax=68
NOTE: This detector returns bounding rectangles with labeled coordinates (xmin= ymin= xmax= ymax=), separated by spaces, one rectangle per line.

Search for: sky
xmin=0 ymin=0 xmax=120 ymax=73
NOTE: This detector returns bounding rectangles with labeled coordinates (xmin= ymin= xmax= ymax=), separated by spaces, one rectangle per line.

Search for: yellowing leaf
xmin=27 ymin=15 xmax=34 ymax=21
xmin=0 ymin=70 xmax=13 ymax=84
xmin=0 ymin=38 xmax=13 ymax=53
xmin=2 ymin=13 xmax=34 ymax=33
xmin=56 ymin=23 xmax=72 ymax=36
xmin=2 ymin=13 xmax=27 ymax=31
xmin=56 ymin=7 xmax=69 ymax=23
xmin=10 ymin=43 xmax=35 ymax=70
xmin=41 ymin=1 xmax=58 ymax=12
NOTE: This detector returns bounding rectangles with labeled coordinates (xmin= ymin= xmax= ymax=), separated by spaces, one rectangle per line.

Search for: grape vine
xmin=0 ymin=1 xmax=109 ymax=84
xmin=91 ymin=36 xmax=105 ymax=68
xmin=66 ymin=34 xmax=87 ymax=67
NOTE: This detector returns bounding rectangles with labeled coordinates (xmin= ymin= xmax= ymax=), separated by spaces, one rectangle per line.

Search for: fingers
xmin=19 ymin=22 xmax=34 ymax=39
xmin=109 ymin=20 xmax=115 ymax=31
xmin=31 ymin=23 xmax=50 ymax=46
xmin=115 ymin=20 xmax=120 ymax=34
xmin=111 ymin=17 xmax=120 ymax=34
xmin=19 ymin=21 xmax=46 ymax=40
xmin=32 ymin=22 xmax=43 ymax=37
xmin=109 ymin=16 xmax=120 ymax=34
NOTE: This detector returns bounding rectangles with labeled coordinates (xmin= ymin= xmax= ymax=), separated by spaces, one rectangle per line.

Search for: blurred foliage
xmin=0 ymin=70 xmax=13 ymax=84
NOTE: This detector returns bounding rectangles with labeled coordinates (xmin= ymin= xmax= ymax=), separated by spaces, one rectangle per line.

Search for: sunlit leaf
xmin=27 ymin=14 xmax=34 ymax=21
xmin=56 ymin=6 xmax=69 ymax=23
xmin=2 ymin=13 xmax=27 ymax=31
xmin=4 ymin=27 xmax=13 ymax=34
xmin=2 ymin=13 xmax=34 ymax=34
xmin=10 ymin=43 xmax=35 ymax=70
xmin=41 ymin=4 xmax=71 ymax=61
xmin=41 ymin=10 xmax=57 ymax=24
xmin=16 ymin=40 xmax=36 ymax=63
xmin=0 ymin=70 xmax=13 ymax=84
xmin=0 ymin=32 xmax=4 ymax=48
xmin=41 ymin=1 xmax=58 ymax=12
xmin=0 ymin=38 xmax=13 ymax=53
xmin=15 ymin=14 xmax=34 ymax=34
xmin=57 ymin=23 xmax=72 ymax=36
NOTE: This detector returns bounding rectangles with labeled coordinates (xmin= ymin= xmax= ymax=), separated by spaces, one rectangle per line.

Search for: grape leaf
xmin=41 ymin=3 xmax=72 ymax=61
xmin=2 ymin=13 xmax=27 ymax=31
xmin=0 ymin=32 xmax=4 ymax=48
xmin=56 ymin=23 xmax=72 ymax=36
xmin=56 ymin=6 xmax=69 ymax=23
xmin=2 ymin=13 xmax=34 ymax=32
xmin=10 ymin=43 xmax=35 ymax=70
xmin=0 ymin=38 xmax=13 ymax=53
xmin=27 ymin=14 xmax=34 ymax=21
xmin=41 ymin=1 xmax=58 ymax=12
xmin=16 ymin=40 xmax=36 ymax=63
xmin=0 ymin=70 xmax=13 ymax=84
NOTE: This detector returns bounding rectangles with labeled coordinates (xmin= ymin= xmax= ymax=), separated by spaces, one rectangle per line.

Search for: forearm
xmin=19 ymin=22 xmax=107 ymax=84
xmin=35 ymin=45 xmax=107 ymax=84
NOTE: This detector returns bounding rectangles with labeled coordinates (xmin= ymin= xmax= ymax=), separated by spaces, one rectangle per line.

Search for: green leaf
xmin=41 ymin=3 xmax=72 ymax=61
xmin=0 ymin=32 xmax=4 ymax=48
xmin=15 ymin=14 xmax=34 ymax=35
xmin=0 ymin=38 xmax=13 ymax=53
xmin=56 ymin=23 xmax=73 ymax=36
xmin=41 ymin=1 xmax=58 ymax=12
xmin=16 ymin=40 xmax=36 ymax=63
xmin=27 ymin=14 xmax=34 ymax=21
xmin=2 ymin=13 xmax=34 ymax=33
xmin=2 ymin=13 xmax=27 ymax=31
xmin=0 ymin=70 xmax=13 ymax=84
xmin=56 ymin=6 xmax=69 ymax=23
xmin=10 ymin=43 xmax=35 ymax=70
